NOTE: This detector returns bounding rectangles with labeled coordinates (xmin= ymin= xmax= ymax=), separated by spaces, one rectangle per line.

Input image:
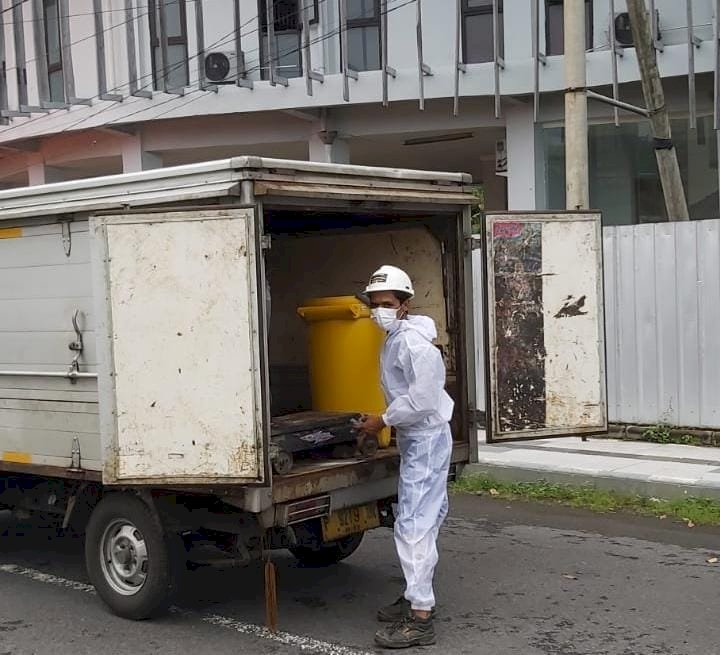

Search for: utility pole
xmin=627 ymin=0 xmax=689 ymax=220
xmin=564 ymin=0 xmax=590 ymax=209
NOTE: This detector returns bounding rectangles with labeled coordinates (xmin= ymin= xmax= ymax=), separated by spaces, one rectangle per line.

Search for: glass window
xmin=345 ymin=0 xmax=380 ymax=72
xmin=462 ymin=0 xmax=503 ymax=64
xmin=541 ymin=117 xmax=719 ymax=225
xmin=545 ymin=0 xmax=593 ymax=56
xmin=259 ymin=0 xmax=303 ymax=80
xmin=43 ymin=0 xmax=64 ymax=102
xmin=149 ymin=0 xmax=189 ymax=90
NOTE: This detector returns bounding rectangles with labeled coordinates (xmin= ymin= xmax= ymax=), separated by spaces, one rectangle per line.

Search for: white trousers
xmin=394 ymin=424 xmax=452 ymax=611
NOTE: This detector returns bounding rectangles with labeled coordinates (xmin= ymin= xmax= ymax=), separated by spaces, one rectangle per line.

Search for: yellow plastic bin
xmin=297 ymin=296 xmax=391 ymax=448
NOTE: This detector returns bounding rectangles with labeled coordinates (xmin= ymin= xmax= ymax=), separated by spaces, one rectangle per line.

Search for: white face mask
xmin=371 ymin=307 xmax=400 ymax=332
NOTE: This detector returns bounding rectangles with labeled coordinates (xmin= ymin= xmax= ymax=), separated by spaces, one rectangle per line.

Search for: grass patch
xmin=640 ymin=424 xmax=698 ymax=445
xmin=451 ymin=475 xmax=720 ymax=526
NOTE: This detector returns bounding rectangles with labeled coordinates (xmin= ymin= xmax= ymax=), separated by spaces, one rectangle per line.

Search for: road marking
xmin=0 ymin=563 xmax=375 ymax=655
xmin=199 ymin=613 xmax=375 ymax=655
xmin=0 ymin=564 xmax=95 ymax=593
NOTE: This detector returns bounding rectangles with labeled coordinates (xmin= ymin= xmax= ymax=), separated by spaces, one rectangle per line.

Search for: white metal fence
xmin=473 ymin=218 xmax=720 ymax=430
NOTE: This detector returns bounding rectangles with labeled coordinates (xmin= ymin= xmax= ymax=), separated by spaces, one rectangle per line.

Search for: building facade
xmin=0 ymin=0 xmax=717 ymax=225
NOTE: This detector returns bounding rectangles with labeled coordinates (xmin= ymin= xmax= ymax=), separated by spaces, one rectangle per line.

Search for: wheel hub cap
xmin=100 ymin=520 xmax=149 ymax=596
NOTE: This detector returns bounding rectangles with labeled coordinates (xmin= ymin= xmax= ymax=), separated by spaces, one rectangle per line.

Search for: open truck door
xmin=482 ymin=212 xmax=607 ymax=443
xmin=90 ymin=207 xmax=269 ymax=485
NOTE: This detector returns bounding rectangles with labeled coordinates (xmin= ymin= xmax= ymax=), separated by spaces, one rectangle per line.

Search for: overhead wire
xmin=0 ymin=0 xmax=416 ymax=179
xmin=53 ymin=0 xmax=330 ymax=133
xmin=102 ymin=0 xmax=413 ymax=126
xmin=142 ymin=0 xmax=416 ymax=124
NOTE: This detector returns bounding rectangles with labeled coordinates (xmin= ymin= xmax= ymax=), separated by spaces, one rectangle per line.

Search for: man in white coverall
xmin=358 ymin=265 xmax=454 ymax=649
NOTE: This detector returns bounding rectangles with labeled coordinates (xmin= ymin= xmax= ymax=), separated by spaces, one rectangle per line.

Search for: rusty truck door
xmin=90 ymin=207 xmax=268 ymax=485
xmin=482 ymin=212 xmax=607 ymax=443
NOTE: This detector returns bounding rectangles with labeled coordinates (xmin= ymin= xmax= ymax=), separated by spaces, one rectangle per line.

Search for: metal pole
xmin=0 ymin=371 xmax=98 ymax=379
xmin=197 ymin=0 xmax=208 ymax=89
xmin=715 ymin=0 xmax=720 ymax=211
xmin=627 ymin=0 xmax=689 ymax=221
xmin=157 ymin=0 xmax=170 ymax=92
xmin=532 ymin=0 xmax=540 ymax=122
xmin=266 ymin=0 xmax=277 ymax=86
xmin=492 ymin=0 xmax=502 ymax=119
xmin=125 ymin=0 xmax=150 ymax=98
xmin=564 ymin=0 xmax=589 ymax=209
xmin=586 ymin=89 xmax=649 ymax=117
xmin=416 ymin=0 xmax=425 ymax=111
xmin=687 ymin=0 xmax=698 ymax=130
xmin=234 ymin=0 xmax=253 ymax=88
xmin=340 ymin=0 xmax=350 ymax=101
xmin=649 ymin=0 xmax=663 ymax=51
xmin=453 ymin=0 xmax=464 ymax=116
xmin=302 ymin=0 xmax=313 ymax=96
xmin=609 ymin=0 xmax=620 ymax=126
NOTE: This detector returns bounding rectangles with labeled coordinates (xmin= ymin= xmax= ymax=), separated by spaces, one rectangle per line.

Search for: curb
xmin=461 ymin=462 xmax=720 ymax=501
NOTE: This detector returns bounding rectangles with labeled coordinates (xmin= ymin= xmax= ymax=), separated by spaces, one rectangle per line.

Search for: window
xmin=546 ymin=0 xmax=593 ymax=56
xmin=259 ymin=0 xmax=303 ymax=80
xmin=462 ymin=0 xmax=503 ymax=64
xmin=149 ymin=0 xmax=189 ymax=91
xmin=542 ymin=117 xmax=719 ymax=225
xmin=43 ymin=0 xmax=64 ymax=102
xmin=345 ymin=0 xmax=380 ymax=72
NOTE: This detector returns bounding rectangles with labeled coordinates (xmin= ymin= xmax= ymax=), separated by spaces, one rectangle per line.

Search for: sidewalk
xmin=462 ymin=436 xmax=720 ymax=500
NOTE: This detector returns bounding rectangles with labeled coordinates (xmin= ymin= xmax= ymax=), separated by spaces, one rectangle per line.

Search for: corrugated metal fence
xmin=473 ymin=218 xmax=720 ymax=429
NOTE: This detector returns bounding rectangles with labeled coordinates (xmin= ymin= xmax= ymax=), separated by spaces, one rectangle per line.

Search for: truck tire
xmin=85 ymin=494 xmax=178 ymax=620
xmin=289 ymin=531 xmax=364 ymax=567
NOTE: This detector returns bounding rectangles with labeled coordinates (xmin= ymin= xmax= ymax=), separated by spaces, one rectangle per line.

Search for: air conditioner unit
xmin=614 ymin=11 xmax=661 ymax=47
xmin=204 ymin=51 xmax=241 ymax=84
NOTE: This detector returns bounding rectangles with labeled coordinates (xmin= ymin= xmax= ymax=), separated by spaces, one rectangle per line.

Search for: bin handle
xmin=297 ymin=304 xmax=369 ymax=322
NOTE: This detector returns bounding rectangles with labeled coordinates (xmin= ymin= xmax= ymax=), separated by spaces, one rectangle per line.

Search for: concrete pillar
xmin=121 ymin=135 xmax=163 ymax=173
xmin=27 ymin=156 xmax=69 ymax=185
xmin=505 ymin=104 xmax=541 ymax=210
xmin=308 ymin=131 xmax=350 ymax=164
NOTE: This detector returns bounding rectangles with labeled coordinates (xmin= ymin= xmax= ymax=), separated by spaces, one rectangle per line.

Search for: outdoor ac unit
xmin=614 ymin=11 xmax=661 ymax=47
xmin=204 ymin=51 xmax=240 ymax=84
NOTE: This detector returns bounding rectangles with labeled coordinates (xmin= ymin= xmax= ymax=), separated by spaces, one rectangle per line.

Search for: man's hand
xmin=358 ymin=414 xmax=385 ymax=435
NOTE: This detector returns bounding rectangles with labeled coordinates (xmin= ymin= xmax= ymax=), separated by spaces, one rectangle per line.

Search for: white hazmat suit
xmin=380 ymin=315 xmax=454 ymax=612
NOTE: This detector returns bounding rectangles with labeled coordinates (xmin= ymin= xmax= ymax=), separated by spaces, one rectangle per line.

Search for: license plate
xmin=322 ymin=503 xmax=380 ymax=541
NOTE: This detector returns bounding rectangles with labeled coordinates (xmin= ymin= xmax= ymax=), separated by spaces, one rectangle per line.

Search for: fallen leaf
xmin=562 ymin=574 xmax=578 ymax=580
xmin=707 ymin=557 xmax=718 ymax=564
xmin=489 ymin=488 xmax=500 ymax=496
xmin=687 ymin=520 xmax=696 ymax=528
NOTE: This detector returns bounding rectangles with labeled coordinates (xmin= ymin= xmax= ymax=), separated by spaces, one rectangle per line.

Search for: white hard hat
xmin=364 ymin=265 xmax=415 ymax=298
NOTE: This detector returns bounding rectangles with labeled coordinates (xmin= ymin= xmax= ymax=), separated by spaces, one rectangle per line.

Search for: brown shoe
xmin=375 ymin=615 xmax=436 ymax=649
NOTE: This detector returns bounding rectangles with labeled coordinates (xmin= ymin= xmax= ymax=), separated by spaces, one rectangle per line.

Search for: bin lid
xmin=297 ymin=295 xmax=371 ymax=322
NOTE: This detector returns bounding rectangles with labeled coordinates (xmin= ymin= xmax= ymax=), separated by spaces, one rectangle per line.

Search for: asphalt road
xmin=1 ymin=496 xmax=720 ymax=655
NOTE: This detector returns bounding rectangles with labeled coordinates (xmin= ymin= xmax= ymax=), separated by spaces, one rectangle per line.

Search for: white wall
xmin=0 ymin=0 xmax=716 ymax=144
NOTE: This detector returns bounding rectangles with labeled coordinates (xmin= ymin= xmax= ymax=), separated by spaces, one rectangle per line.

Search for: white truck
xmin=0 ymin=158 xmax=607 ymax=619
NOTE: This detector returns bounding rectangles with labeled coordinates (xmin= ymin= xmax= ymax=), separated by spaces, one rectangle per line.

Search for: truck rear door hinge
xmin=468 ymin=409 xmax=486 ymax=428
xmin=260 ymin=235 xmax=272 ymax=250
xmin=465 ymin=235 xmax=482 ymax=254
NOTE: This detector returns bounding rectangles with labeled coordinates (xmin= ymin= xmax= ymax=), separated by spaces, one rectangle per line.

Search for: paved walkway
xmin=463 ymin=436 xmax=720 ymax=499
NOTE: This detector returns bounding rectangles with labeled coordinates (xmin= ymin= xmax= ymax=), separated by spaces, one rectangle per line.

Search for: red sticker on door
xmin=493 ymin=222 xmax=523 ymax=238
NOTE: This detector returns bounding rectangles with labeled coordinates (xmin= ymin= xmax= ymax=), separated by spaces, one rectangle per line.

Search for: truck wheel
xmin=85 ymin=494 xmax=177 ymax=620
xmin=289 ymin=531 xmax=364 ymax=567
